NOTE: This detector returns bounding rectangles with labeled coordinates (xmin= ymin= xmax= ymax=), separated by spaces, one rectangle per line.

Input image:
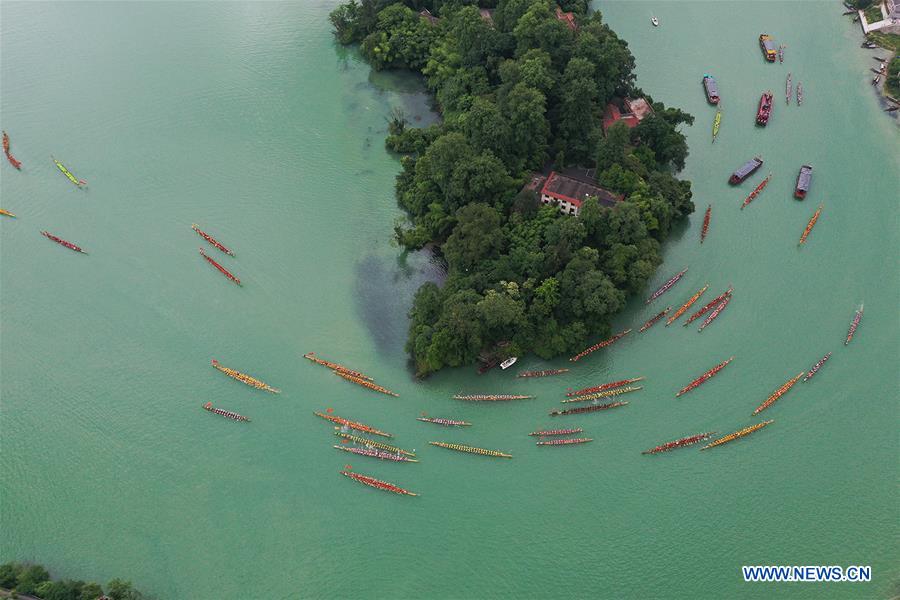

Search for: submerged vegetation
xmin=331 ymin=0 xmax=694 ymax=375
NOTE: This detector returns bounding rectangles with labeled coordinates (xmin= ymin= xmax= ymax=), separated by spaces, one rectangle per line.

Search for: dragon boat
xmin=701 ymin=420 xmax=774 ymax=450
xmin=211 ymin=359 xmax=279 ymax=392
xmin=642 ymin=432 xmax=715 ymax=454
xmin=341 ymin=470 xmax=418 ymax=496
xmin=667 ymin=285 xmax=709 ymax=325
xmin=314 ymin=411 xmax=393 ymax=438
xmin=303 ymin=352 xmax=373 ymax=380
xmin=675 ymin=357 xmax=734 ymax=397
xmin=752 ymin=372 xmax=804 ymax=415
xmin=569 ymin=329 xmax=632 ymax=362
xmin=429 ymin=442 xmax=512 ymax=458
xmin=550 ymin=401 xmax=628 ymax=417
xmin=646 ymin=267 xmax=688 ymax=303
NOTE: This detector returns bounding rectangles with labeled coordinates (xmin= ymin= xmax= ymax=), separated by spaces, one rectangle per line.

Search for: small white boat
xmin=500 ymin=357 xmax=518 ymax=370
xmin=651 ymin=16 xmax=659 ymax=27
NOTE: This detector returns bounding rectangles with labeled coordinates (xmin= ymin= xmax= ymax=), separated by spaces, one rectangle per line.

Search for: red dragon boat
xmin=566 ymin=377 xmax=644 ymax=397
xmin=642 ymin=432 xmax=715 ymax=454
xmin=639 ymin=307 xmax=670 ymax=332
xmin=2 ymin=131 xmax=21 ymax=170
xmin=314 ymin=411 xmax=393 ymax=437
xmin=550 ymin=401 xmax=628 ymax=417
xmin=569 ymin=329 xmax=632 ymax=362
xmin=675 ymin=357 xmax=734 ymax=397
xmin=192 ymin=224 xmax=235 ymax=256
xmin=700 ymin=205 xmax=711 ymax=243
xmin=536 ymin=438 xmax=593 ymax=446
xmin=697 ymin=293 xmax=732 ymax=332
xmin=199 ymin=248 xmax=241 ymax=286
xmin=529 ymin=428 xmax=584 ymax=437
xmin=340 ymin=470 xmax=418 ymax=496
xmin=646 ymin=267 xmax=688 ymax=303
xmin=41 ymin=231 xmax=86 ymax=254
xmin=684 ymin=286 xmax=732 ymax=326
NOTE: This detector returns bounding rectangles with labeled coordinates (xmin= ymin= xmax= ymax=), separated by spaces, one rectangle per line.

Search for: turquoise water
xmin=1 ymin=2 xmax=897 ymax=598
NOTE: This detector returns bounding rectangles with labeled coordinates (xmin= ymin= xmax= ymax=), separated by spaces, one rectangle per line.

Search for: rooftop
xmin=541 ymin=171 xmax=623 ymax=208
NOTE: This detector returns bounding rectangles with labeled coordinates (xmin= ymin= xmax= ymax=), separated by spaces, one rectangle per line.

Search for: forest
xmin=330 ymin=0 xmax=695 ymax=375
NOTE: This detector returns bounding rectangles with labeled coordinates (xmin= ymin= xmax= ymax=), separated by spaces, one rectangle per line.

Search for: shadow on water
xmin=354 ymin=247 xmax=446 ymax=356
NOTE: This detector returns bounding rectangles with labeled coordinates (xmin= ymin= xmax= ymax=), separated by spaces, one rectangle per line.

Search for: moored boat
xmin=341 ymin=470 xmax=418 ymax=496
xmin=303 ymin=352 xmax=373 ymax=380
xmin=697 ymin=293 xmax=732 ymax=332
xmin=333 ymin=370 xmax=399 ymax=397
xmin=561 ymin=386 xmax=642 ymax=404
xmin=675 ymin=357 xmax=734 ymax=397
xmin=646 ymin=267 xmax=688 ymax=303
xmin=566 ymin=377 xmax=644 ymax=397
xmin=756 ymin=91 xmax=773 ymax=125
xmin=315 ymin=411 xmax=393 ymax=437
xmin=416 ymin=417 xmax=472 ymax=427
xmin=642 ymin=432 xmax=715 ymax=454
xmin=452 ymin=393 xmax=533 ymax=401
xmin=52 ymin=157 xmax=86 ymax=187
xmin=517 ymin=368 xmax=569 ymax=378
xmin=845 ymin=304 xmax=864 ymax=345
xmin=729 ymin=156 xmax=763 ymax=184
xmin=334 ymin=431 xmax=414 ymax=455
xmin=203 ymin=401 xmax=250 ymax=422
xmin=550 ymin=401 xmax=628 ymax=417
xmin=529 ymin=427 xmax=583 ymax=437
xmin=41 ymin=230 xmax=86 ymax=254
xmin=192 ymin=224 xmax=235 ymax=256
xmin=684 ymin=286 xmax=732 ymax=325
xmin=794 ymin=165 xmax=813 ymax=199
xmin=803 ymin=352 xmax=832 ymax=382
xmin=701 ymin=420 xmax=774 ymax=450
xmin=536 ymin=438 xmax=593 ymax=446
xmin=200 ymin=248 xmax=241 ymax=286
xmin=700 ymin=205 xmax=711 ymax=243
xmin=211 ymin=359 xmax=279 ymax=393
xmin=740 ymin=172 xmax=772 ymax=209
xmin=0 ymin=209 xmax=16 ymax=218
xmin=651 ymin=16 xmax=659 ymax=26
xmin=334 ymin=445 xmax=418 ymax=462
xmin=569 ymin=328 xmax=632 ymax=362
xmin=759 ymin=34 xmax=777 ymax=62
xmin=798 ymin=204 xmax=823 ymax=246
xmin=667 ymin=285 xmax=709 ymax=325
xmin=499 ymin=356 xmax=518 ymax=370
xmin=702 ymin=74 xmax=720 ymax=104
xmin=752 ymin=372 xmax=804 ymax=415
xmin=429 ymin=441 xmax=512 ymax=458
xmin=640 ymin=307 xmax=670 ymax=332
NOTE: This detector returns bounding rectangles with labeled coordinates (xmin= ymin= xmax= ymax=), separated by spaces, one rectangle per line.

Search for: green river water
xmin=1 ymin=2 xmax=897 ymax=598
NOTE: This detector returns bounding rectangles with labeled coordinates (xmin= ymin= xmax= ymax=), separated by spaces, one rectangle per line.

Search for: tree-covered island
xmin=330 ymin=0 xmax=695 ymax=376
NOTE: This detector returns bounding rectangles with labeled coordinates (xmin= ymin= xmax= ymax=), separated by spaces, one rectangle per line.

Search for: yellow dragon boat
xmin=701 ymin=420 xmax=774 ymax=450
xmin=429 ymin=442 xmax=512 ymax=458
xmin=752 ymin=372 xmax=804 ymax=415
xmin=211 ymin=359 xmax=280 ymax=393
xmin=333 ymin=370 xmax=399 ymax=396
xmin=561 ymin=386 xmax=642 ymax=404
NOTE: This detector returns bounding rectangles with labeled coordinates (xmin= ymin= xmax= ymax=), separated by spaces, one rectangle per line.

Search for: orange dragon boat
xmin=333 ymin=370 xmax=399 ymax=397
xmin=667 ymin=284 xmax=708 ymax=325
xmin=684 ymin=286 xmax=732 ymax=326
xmin=701 ymin=420 xmax=774 ymax=450
xmin=700 ymin=205 xmax=711 ymax=243
xmin=740 ymin=173 xmax=772 ymax=209
xmin=797 ymin=204 xmax=823 ymax=246
xmin=211 ymin=359 xmax=279 ymax=393
xmin=752 ymin=372 xmax=804 ymax=415
xmin=315 ymin=411 xmax=393 ymax=438
xmin=303 ymin=352 xmax=373 ymax=380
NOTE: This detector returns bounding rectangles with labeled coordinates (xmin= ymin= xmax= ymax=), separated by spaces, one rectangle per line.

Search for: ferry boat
xmin=756 ymin=91 xmax=774 ymax=126
xmin=702 ymin=74 xmax=720 ymax=104
xmin=759 ymin=34 xmax=777 ymax=62
xmin=794 ymin=165 xmax=813 ymax=199
xmin=729 ymin=156 xmax=763 ymax=184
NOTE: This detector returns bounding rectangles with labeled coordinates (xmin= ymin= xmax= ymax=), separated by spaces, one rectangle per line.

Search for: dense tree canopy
xmin=332 ymin=0 xmax=694 ymax=375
